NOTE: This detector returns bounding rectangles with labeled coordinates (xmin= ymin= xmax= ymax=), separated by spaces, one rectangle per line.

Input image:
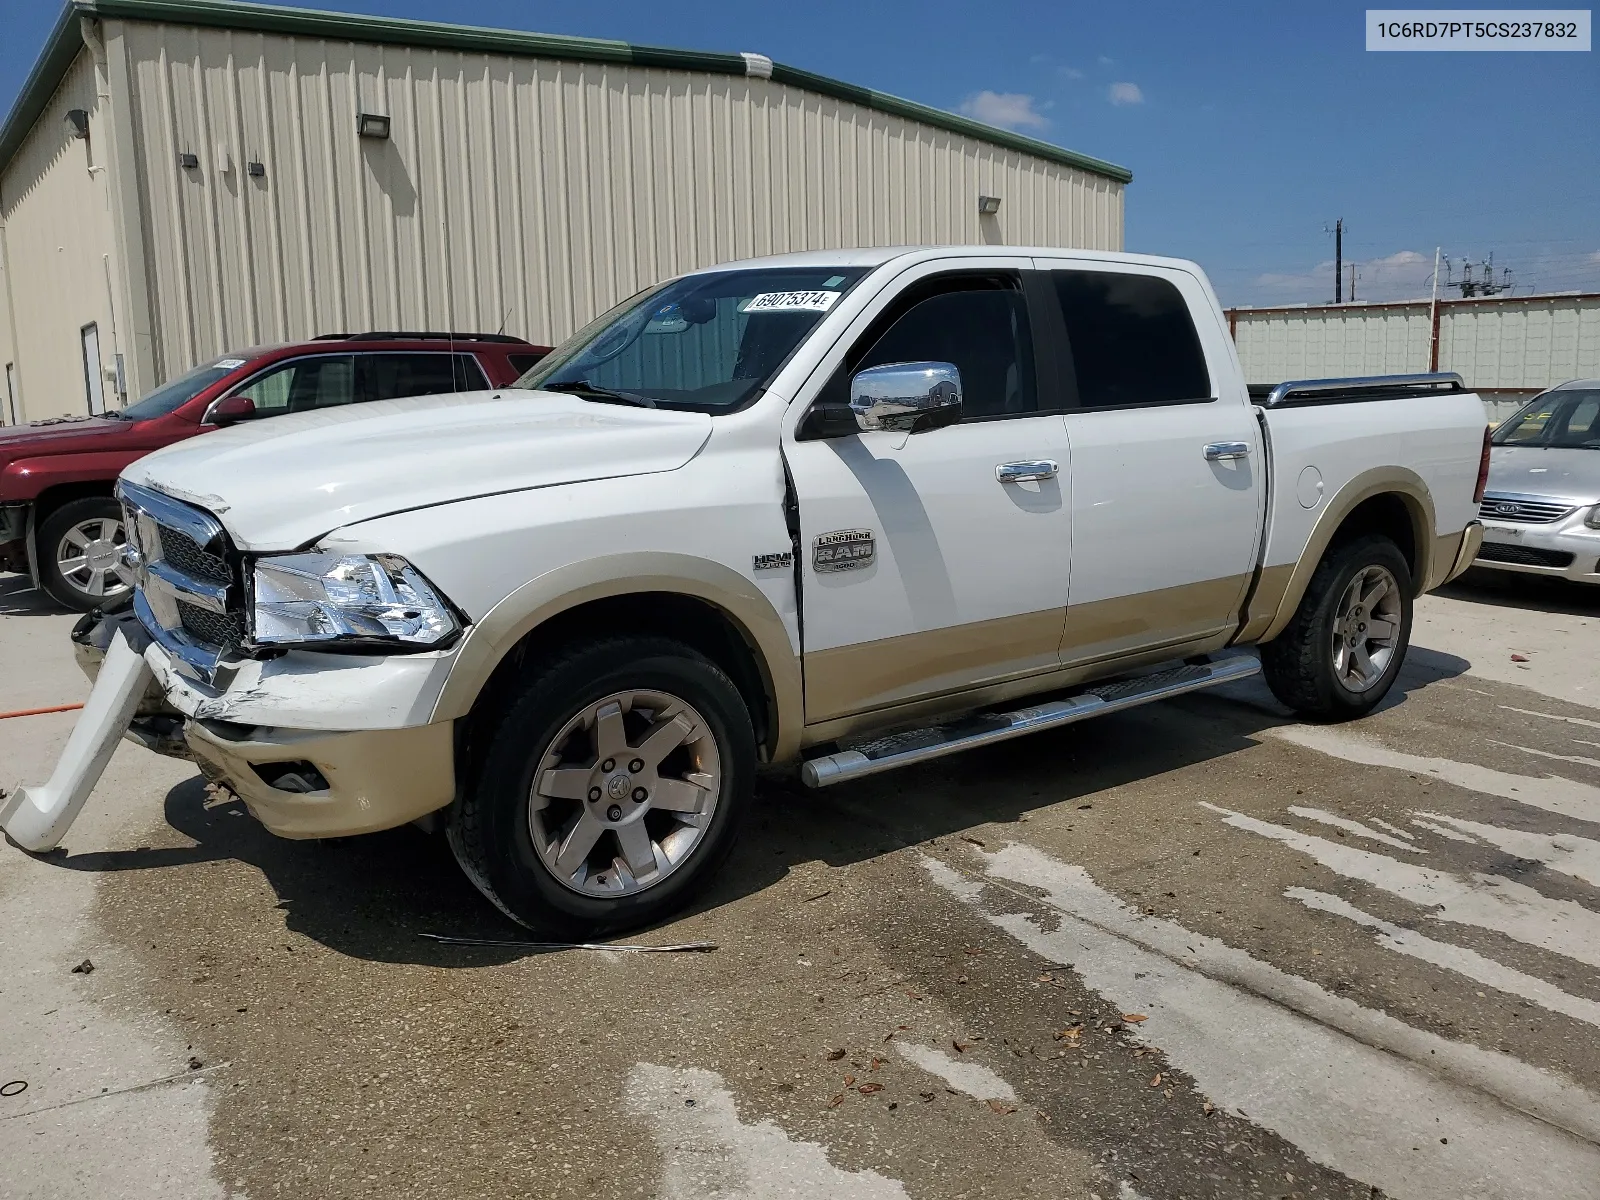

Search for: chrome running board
xmin=799 ymin=655 xmax=1261 ymax=788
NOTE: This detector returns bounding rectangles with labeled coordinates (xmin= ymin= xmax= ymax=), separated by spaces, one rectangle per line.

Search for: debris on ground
xmin=858 ymin=1083 xmax=884 ymax=1094
xmin=804 ymin=890 xmax=832 ymax=902
xmin=826 ymin=1048 xmax=847 ymax=1061
xmin=1122 ymin=1013 xmax=1148 ymax=1023
xmin=987 ymin=1098 xmax=1018 ymax=1115
xmin=0 ymin=1080 xmax=27 ymax=1097
xmin=419 ymin=934 xmax=716 ymax=953
xmin=1510 ymin=653 xmax=1530 ymax=662
xmin=961 ymin=835 xmax=986 ymax=847
xmin=71 ymin=958 xmax=94 ymax=975
xmin=187 ymin=1056 xmax=203 ymax=1071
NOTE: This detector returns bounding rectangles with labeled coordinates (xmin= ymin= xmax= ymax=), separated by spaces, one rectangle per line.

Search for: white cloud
xmin=1098 ymin=55 xmax=1116 ymax=66
xmin=1253 ymin=249 xmax=1434 ymax=303
xmin=1058 ymin=65 xmax=1085 ymax=80
xmin=1108 ymin=81 xmax=1144 ymax=105
xmin=959 ymin=91 xmax=1050 ymax=132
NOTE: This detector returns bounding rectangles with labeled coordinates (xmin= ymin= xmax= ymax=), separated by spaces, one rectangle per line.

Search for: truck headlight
xmin=1586 ymin=504 xmax=1600 ymax=530
xmin=250 ymin=552 xmax=460 ymax=648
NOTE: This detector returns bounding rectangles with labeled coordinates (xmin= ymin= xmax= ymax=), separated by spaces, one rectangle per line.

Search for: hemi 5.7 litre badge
xmin=813 ymin=529 xmax=875 ymax=572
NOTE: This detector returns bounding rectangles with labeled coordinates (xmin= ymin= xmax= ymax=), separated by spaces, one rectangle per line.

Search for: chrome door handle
xmin=1203 ymin=442 xmax=1251 ymax=461
xmin=996 ymin=460 xmax=1059 ymax=483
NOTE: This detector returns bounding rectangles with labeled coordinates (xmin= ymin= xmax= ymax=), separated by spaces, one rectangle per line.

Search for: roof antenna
xmin=497 ymin=306 xmax=511 ymax=337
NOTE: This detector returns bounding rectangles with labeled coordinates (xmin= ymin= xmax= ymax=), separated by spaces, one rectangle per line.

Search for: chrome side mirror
xmin=849 ymin=361 xmax=962 ymax=433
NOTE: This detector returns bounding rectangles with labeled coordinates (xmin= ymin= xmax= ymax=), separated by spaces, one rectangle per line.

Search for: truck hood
xmin=0 ymin=415 xmax=133 ymax=456
xmin=122 ymin=390 xmax=714 ymax=549
xmin=1487 ymin=445 xmax=1600 ymax=503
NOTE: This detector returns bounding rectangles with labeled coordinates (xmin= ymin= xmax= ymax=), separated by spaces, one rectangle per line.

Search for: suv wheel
xmin=1260 ymin=534 xmax=1413 ymax=720
xmin=39 ymin=497 xmax=135 ymax=612
xmin=450 ymin=636 xmax=756 ymax=936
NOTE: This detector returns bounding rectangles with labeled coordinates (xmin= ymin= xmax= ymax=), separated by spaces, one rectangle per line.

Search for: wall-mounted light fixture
xmin=178 ymin=151 xmax=199 ymax=169
xmin=64 ymin=109 xmax=90 ymax=140
xmin=247 ymin=160 xmax=266 ymax=178
xmin=357 ymin=112 xmax=391 ymax=140
xmin=977 ymin=195 xmax=1002 ymax=215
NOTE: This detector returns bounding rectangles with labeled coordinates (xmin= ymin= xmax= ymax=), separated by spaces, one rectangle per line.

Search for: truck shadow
xmin=57 ymin=651 xmax=1469 ymax=969
xmin=1439 ymin=568 xmax=1600 ymax=617
xmin=0 ymin=572 xmax=61 ymax=617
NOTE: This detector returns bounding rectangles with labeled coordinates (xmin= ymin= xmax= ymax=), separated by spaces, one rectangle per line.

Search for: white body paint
xmin=0 ymin=633 xmax=152 ymax=852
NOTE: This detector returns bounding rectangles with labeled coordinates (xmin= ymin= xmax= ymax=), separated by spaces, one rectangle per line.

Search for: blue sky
xmin=4 ymin=0 xmax=1596 ymax=305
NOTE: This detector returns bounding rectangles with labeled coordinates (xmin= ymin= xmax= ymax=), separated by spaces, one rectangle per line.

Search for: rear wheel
xmin=1260 ymin=534 xmax=1413 ymax=720
xmin=38 ymin=497 xmax=135 ymax=612
xmin=449 ymin=636 xmax=755 ymax=936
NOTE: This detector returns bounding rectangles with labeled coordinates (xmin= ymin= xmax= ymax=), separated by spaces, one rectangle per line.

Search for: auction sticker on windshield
xmin=741 ymin=291 xmax=841 ymax=313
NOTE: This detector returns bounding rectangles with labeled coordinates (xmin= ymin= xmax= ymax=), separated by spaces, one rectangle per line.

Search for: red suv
xmin=0 ymin=332 xmax=548 ymax=610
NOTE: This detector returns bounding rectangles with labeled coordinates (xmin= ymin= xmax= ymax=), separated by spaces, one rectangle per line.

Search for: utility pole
xmin=1428 ymin=246 xmax=1442 ymax=371
xmin=1334 ymin=218 xmax=1343 ymax=303
xmin=1349 ymin=263 xmax=1356 ymax=302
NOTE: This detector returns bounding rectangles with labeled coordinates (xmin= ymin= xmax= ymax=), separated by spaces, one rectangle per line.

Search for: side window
xmin=232 ymin=356 xmax=355 ymax=417
xmin=1051 ymin=271 xmax=1211 ymax=408
xmin=455 ymin=354 xmax=491 ymax=390
xmin=846 ymin=279 xmax=1037 ymax=420
xmin=506 ymin=351 xmax=547 ymax=376
xmin=358 ymin=353 xmax=464 ymax=403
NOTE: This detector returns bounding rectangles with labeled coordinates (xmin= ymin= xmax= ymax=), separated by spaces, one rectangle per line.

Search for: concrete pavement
xmin=3 ymin=565 xmax=1599 ymax=1199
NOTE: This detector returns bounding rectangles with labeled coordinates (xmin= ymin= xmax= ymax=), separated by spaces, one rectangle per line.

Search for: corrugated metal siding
xmin=1231 ymin=306 xmax=1430 ymax=386
xmin=1438 ymin=296 xmax=1600 ymax=389
xmin=1232 ymin=296 xmax=1600 ymax=391
xmin=115 ymin=19 xmax=1123 ymax=378
xmin=0 ymin=50 xmax=120 ymax=421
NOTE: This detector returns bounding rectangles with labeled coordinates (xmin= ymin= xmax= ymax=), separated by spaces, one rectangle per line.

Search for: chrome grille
xmin=160 ymin=526 xmax=230 ymax=584
xmin=177 ymin=601 xmax=247 ymax=653
xmin=1479 ymin=493 xmax=1576 ymax=524
xmin=118 ymin=480 xmax=242 ymax=680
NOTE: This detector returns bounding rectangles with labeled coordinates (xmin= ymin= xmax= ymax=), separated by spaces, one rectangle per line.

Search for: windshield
xmin=119 ymin=359 xmax=245 ymax=421
xmin=510 ymin=267 xmax=870 ymax=412
xmin=1492 ymin=389 xmax=1600 ymax=450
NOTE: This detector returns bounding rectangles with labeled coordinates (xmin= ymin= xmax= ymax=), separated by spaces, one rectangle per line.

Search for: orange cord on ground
xmin=0 ymin=703 xmax=85 ymax=720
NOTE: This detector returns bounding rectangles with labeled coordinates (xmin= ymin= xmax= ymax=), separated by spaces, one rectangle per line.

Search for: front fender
xmin=2 ymin=449 xmax=152 ymax=501
xmin=429 ymin=552 xmax=805 ymax=763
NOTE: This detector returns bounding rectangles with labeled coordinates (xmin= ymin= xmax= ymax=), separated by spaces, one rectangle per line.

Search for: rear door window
xmin=357 ymin=353 xmax=478 ymax=402
xmin=1049 ymin=271 xmax=1211 ymax=408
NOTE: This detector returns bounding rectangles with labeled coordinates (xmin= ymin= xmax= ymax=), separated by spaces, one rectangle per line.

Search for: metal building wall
xmin=1229 ymin=304 xmax=1431 ymax=385
xmin=0 ymin=50 xmax=121 ymax=422
xmin=1438 ymin=295 xmax=1600 ymax=390
xmin=110 ymin=18 xmax=1124 ymax=382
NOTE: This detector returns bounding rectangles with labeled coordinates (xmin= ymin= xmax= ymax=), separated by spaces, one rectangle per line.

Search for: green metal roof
xmin=1 ymin=0 xmax=1133 ymax=184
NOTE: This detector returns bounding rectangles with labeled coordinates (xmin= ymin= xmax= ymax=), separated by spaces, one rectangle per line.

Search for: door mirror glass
xmin=849 ymin=361 xmax=962 ymax=433
xmin=207 ymin=394 xmax=257 ymax=426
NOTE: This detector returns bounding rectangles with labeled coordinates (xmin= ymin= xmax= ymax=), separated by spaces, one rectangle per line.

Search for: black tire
xmin=449 ymin=636 xmax=756 ymax=936
xmin=37 ymin=496 xmax=133 ymax=612
xmin=1260 ymin=534 xmax=1414 ymax=721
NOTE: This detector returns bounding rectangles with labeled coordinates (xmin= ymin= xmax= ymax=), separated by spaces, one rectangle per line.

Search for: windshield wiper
xmin=541 ymin=380 xmax=657 ymax=409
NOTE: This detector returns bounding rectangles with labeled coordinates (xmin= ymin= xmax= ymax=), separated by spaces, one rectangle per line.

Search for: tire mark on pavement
xmin=1201 ymin=802 xmax=1600 ymax=970
xmin=923 ymin=846 xmax=1600 ymax=1200
xmin=1269 ymin=725 xmax=1600 ymax=824
xmin=1284 ymin=887 xmax=1600 ymax=1028
xmin=625 ymin=1063 xmax=909 ymax=1200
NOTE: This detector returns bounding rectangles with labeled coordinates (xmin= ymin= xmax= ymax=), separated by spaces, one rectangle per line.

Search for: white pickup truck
xmin=5 ymin=247 xmax=1489 ymax=935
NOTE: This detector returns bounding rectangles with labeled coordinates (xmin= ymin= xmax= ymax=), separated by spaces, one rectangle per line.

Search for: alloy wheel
xmin=528 ymin=689 xmax=721 ymax=897
xmin=1330 ymin=564 xmax=1402 ymax=693
xmin=55 ymin=517 xmax=135 ymax=603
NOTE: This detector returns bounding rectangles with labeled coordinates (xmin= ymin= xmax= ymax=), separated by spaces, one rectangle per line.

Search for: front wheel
xmin=38 ymin=497 xmax=135 ymax=612
xmin=1260 ymin=534 xmax=1413 ymax=720
xmin=449 ymin=636 xmax=756 ymax=936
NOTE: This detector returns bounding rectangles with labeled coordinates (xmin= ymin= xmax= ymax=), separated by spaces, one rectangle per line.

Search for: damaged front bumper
xmin=69 ymin=609 xmax=459 ymax=840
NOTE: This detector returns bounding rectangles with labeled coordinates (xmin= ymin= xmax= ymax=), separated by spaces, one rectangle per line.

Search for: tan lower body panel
xmin=804 ymin=608 xmax=1067 ymax=724
xmin=185 ymin=719 xmax=455 ymax=840
xmin=1059 ymin=574 xmax=1251 ymax=668
xmin=802 ymin=629 xmax=1238 ymax=748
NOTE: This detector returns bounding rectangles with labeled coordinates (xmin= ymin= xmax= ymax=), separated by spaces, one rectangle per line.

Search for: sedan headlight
xmin=1586 ymin=504 xmax=1600 ymax=530
xmin=250 ymin=552 xmax=460 ymax=648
